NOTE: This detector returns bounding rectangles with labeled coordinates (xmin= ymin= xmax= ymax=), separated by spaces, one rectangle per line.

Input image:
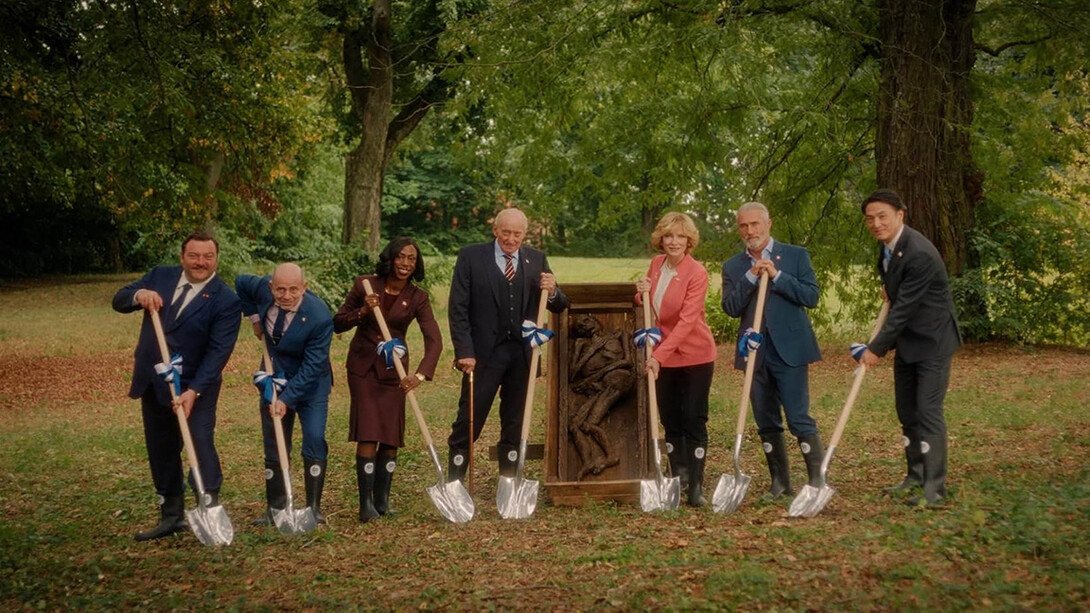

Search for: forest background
xmin=2 ymin=0 xmax=1089 ymax=343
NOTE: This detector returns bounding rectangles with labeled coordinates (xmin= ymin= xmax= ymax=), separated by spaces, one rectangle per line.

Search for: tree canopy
xmin=1 ymin=0 xmax=1087 ymax=344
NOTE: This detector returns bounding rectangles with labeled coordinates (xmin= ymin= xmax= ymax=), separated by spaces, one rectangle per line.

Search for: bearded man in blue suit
xmin=235 ymin=263 xmax=334 ymax=524
xmin=113 ymin=231 xmax=242 ymax=541
xmin=722 ymin=202 xmax=825 ymax=499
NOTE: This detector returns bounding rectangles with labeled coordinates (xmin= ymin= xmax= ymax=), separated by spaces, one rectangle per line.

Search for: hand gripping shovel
xmin=149 ymin=310 xmax=234 ymax=546
xmin=712 ymin=271 xmax=770 ymax=514
xmin=497 ymin=292 xmax=552 ymax=520
xmin=256 ymin=343 xmax=317 ymax=534
xmin=362 ymin=280 xmax=474 ymax=523
xmin=638 ymin=293 xmax=681 ymax=512
xmin=789 ymin=301 xmax=890 ymax=518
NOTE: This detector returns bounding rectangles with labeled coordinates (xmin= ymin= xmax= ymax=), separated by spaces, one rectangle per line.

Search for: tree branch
xmin=384 ymin=71 xmax=455 ymax=166
xmin=343 ymin=29 xmax=370 ymax=123
xmin=975 ymin=34 xmax=1053 ymax=57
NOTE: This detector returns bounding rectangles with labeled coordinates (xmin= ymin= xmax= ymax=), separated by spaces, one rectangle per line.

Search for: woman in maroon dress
xmin=334 ymin=237 xmax=443 ymax=522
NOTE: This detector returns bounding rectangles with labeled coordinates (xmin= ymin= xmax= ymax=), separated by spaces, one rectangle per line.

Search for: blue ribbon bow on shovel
xmin=522 ymin=320 xmax=555 ymax=349
xmin=737 ymin=328 xmax=763 ymax=360
xmin=376 ymin=338 xmax=407 ymax=369
xmin=632 ymin=326 xmax=663 ymax=348
xmin=253 ymin=370 xmax=287 ymax=405
xmin=154 ymin=354 xmax=184 ymax=396
xmin=850 ymin=342 xmax=869 ymax=362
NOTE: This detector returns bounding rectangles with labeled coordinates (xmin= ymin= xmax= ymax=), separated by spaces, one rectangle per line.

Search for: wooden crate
xmin=544 ymin=283 xmax=652 ymax=505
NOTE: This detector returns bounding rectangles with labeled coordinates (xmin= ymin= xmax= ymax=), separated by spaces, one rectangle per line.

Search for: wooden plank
xmin=545 ymin=480 xmax=641 ymax=505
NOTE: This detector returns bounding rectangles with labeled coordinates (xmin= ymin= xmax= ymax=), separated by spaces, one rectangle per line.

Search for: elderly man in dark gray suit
xmin=859 ymin=189 xmax=961 ymax=507
xmin=446 ymin=208 xmax=569 ymax=482
xmin=722 ymin=202 xmax=825 ymax=499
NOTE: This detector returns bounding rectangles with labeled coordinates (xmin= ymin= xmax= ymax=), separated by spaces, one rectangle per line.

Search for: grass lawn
xmin=1 ymin=261 xmax=1088 ymax=610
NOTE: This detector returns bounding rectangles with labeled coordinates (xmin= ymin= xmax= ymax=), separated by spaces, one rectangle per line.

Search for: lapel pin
xmin=302 ymin=317 xmax=307 ymax=323
xmin=897 ymin=251 xmax=903 ymax=258
xmin=202 ymin=293 xmax=210 ymax=298
xmin=402 ymin=301 xmax=408 ymax=307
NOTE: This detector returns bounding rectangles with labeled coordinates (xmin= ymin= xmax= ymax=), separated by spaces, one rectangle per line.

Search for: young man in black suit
xmin=446 ymin=208 xmax=569 ymax=481
xmin=113 ymin=231 xmax=242 ymax=539
xmin=858 ymin=189 xmax=961 ymax=506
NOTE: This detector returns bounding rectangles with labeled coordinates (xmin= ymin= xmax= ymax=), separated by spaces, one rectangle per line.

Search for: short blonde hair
xmin=650 ymin=211 xmax=700 ymax=253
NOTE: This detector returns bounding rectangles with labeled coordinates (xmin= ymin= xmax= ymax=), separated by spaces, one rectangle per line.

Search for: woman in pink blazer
xmin=635 ymin=212 xmax=718 ymax=506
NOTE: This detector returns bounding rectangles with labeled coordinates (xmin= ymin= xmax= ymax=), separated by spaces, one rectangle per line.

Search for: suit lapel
xmin=485 ymin=245 xmax=505 ymax=311
xmin=520 ymin=250 xmax=534 ymax=312
xmin=172 ymin=276 xmax=218 ymax=330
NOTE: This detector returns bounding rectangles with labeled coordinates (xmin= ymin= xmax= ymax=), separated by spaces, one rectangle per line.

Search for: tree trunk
xmin=342 ymin=0 xmax=393 ymax=252
xmin=875 ymin=0 xmax=983 ymax=276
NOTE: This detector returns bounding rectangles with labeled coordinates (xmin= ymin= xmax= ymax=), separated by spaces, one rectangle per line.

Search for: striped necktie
xmin=503 ymin=254 xmax=515 ymax=281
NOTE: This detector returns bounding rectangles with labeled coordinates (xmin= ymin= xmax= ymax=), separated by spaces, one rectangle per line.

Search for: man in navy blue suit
xmin=722 ymin=202 xmax=825 ymax=498
xmin=446 ymin=208 xmax=569 ymax=481
xmin=858 ymin=189 xmax=960 ymax=507
xmin=113 ymin=230 xmax=241 ymax=541
xmin=235 ymin=263 xmax=333 ymax=523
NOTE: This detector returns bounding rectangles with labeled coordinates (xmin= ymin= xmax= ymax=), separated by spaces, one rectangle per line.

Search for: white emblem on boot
xmin=157 ymin=494 xmax=165 ymax=506
xmin=202 ymin=493 xmax=213 ymax=506
xmin=665 ymin=442 xmax=674 ymax=453
xmin=309 ymin=464 xmax=322 ymax=477
xmin=385 ymin=461 xmax=396 ymax=473
xmin=801 ymin=442 xmax=811 ymax=454
xmin=902 ymin=435 xmax=910 ymax=448
xmin=265 ymin=468 xmax=274 ymax=480
xmin=364 ymin=462 xmax=375 ymax=474
xmin=507 ymin=450 xmax=519 ymax=462
xmin=762 ymin=442 xmax=773 ymax=453
xmin=920 ymin=441 xmax=931 ymax=454
xmin=453 ymin=454 xmax=464 ymax=466
xmin=694 ymin=447 xmax=705 ymax=459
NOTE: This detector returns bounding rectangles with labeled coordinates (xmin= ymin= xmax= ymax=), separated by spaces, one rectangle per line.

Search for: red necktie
xmin=504 ymin=255 xmax=515 ymax=281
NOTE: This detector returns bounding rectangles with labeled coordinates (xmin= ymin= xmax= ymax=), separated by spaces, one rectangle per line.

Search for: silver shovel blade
xmin=639 ymin=476 xmax=681 ymax=512
xmin=271 ymin=503 xmax=317 ymax=535
xmin=426 ymin=480 xmax=475 ymax=523
xmin=496 ymin=476 xmax=538 ymax=519
xmin=788 ymin=484 xmax=835 ymax=518
xmin=712 ymin=472 xmax=751 ymax=514
xmin=186 ymin=504 xmax=234 ymax=546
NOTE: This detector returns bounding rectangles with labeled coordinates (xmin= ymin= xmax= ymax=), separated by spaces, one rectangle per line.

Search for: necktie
xmin=503 ymin=254 xmax=515 ymax=281
xmin=271 ymin=307 xmax=287 ymax=345
xmin=883 ymin=247 xmax=892 ymax=271
xmin=165 ymin=283 xmax=192 ymax=325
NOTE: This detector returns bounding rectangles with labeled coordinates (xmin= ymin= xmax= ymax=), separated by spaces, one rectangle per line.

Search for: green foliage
xmin=300 ymin=243 xmax=375 ymax=312
xmin=0 ymin=0 xmax=324 ymax=274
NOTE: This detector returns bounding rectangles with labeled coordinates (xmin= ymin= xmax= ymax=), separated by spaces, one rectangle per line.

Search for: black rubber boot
xmin=253 ymin=464 xmax=286 ymax=526
xmin=907 ymin=436 xmax=947 ymax=507
xmin=760 ymin=432 xmax=793 ymax=498
xmin=135 ymin=494 xmax=187 ymax=541
xmin=447 ymin=447 xmax=469 ymax=483
xmin=356 ymin=455 xmax=380 ymax=523
xmin=304 ymin=459 xmax=327 ymax=524
xmin=666 ymin=437 xmax=689 ymax=490
xmin=883 ymin=435 xmax=925 ymax=496
xmin=373 ymin=452 xmax=396 ymax=516
xmin=798 ymin=434 xmax=825 ymax=488
xmin=686 ymin=440 xmax=707 ymax=507
xmin=497 ymin=443 xmax=519 ymax=478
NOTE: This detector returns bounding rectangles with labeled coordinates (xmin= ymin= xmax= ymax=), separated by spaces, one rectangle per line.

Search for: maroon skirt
xmin=346 ymin=370 xmax=406 ymax=447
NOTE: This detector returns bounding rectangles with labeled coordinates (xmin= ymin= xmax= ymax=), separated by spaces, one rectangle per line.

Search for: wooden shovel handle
xmin=825 ymin=301 xmax=891 ymax=451
xmin=362 ymin=280 xmax=436 ymax=449
xmin=641 ymin=293 xmax=664 ymax=444
xmin=259 ymin=341 xmax=295 ymax=500
xmin=149 ymin=309 xmax=208 ymax=498
xmin=518 ymin=292 xmax=551 ymax=443
xmin=734 ymin=272 xmax=770 ymax=438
